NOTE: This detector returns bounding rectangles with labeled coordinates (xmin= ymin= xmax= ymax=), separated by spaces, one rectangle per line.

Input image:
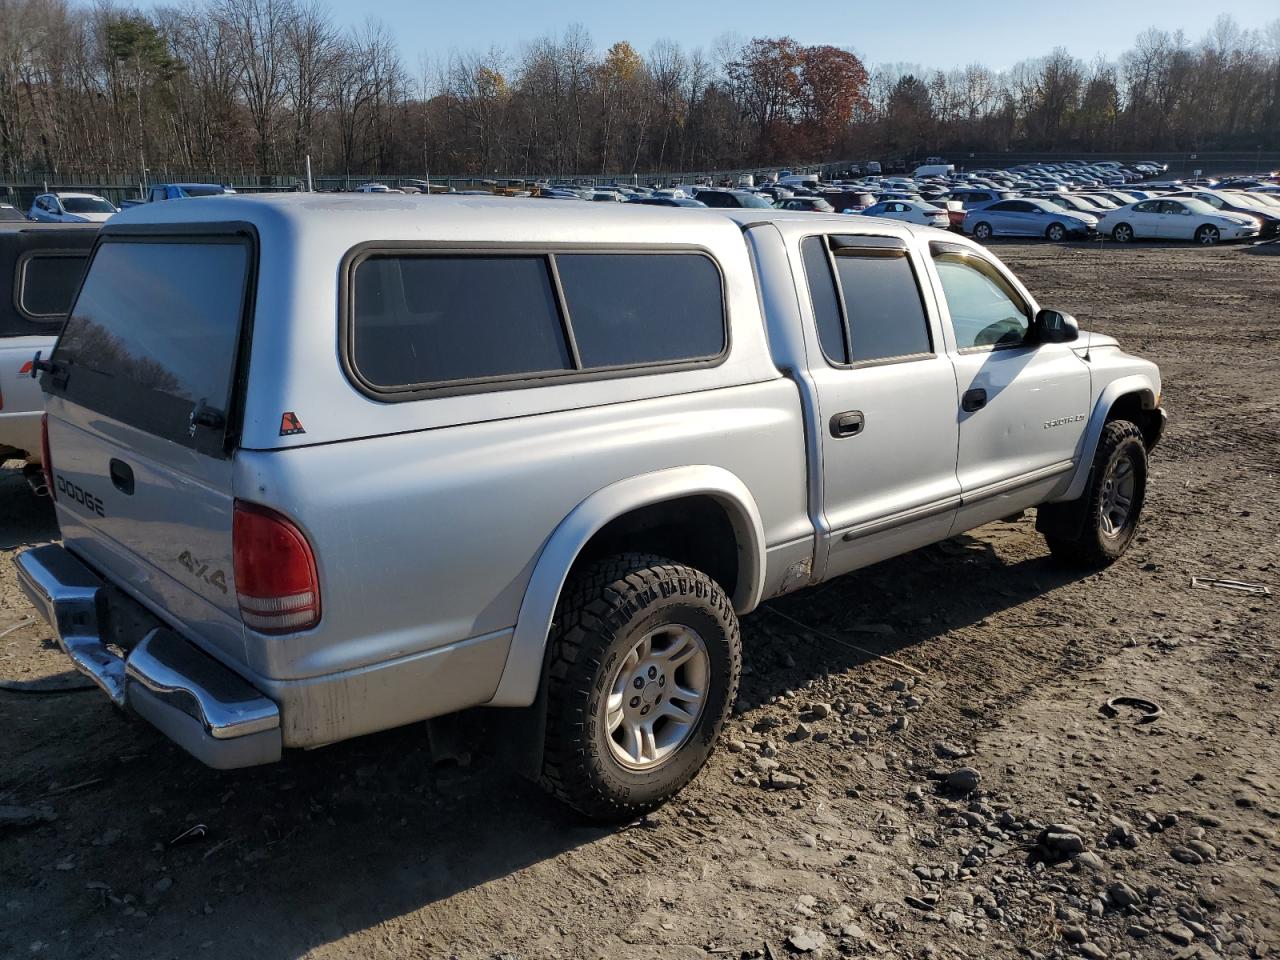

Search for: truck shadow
xmin=2 ymin=519 xmax=1092 ymax=959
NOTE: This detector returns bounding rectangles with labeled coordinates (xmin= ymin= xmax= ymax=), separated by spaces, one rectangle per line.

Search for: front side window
xmin=932 ymin=248 xmax=1030 ymax=351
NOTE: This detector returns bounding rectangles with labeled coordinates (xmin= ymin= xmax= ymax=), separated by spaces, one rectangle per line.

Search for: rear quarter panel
xmin=227 ymin=199 xmax=812 ymax=684
xmin=235 ymin=381 xmax=809 ymax=683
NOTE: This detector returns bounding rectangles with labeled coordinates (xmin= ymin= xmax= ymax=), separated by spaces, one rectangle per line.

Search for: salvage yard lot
xmin=1 ymin=241 xmax=1277 ymax=960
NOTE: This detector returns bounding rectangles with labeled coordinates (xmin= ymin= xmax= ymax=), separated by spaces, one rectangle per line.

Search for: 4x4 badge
xmin=279 ymin=412 xmax=306 ymax=436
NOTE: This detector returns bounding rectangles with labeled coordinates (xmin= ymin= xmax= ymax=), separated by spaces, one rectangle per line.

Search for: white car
xmin=28 ymin=192 xmax=117 ymax=223
xmin=354 ymin=183 xmax=399 ymax=194
xmin=1098 ymin=197 xmax=1260 ymax=245
xmin=860 ymin=199 xmax=949 ymax=228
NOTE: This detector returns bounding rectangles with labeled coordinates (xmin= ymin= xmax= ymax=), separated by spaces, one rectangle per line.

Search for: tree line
xmin=2 ymin=0 xmax=1278 ymax=181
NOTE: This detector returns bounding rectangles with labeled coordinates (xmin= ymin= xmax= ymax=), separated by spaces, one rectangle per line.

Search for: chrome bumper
xmin=15 ymin=544 xmax=281 ymax=769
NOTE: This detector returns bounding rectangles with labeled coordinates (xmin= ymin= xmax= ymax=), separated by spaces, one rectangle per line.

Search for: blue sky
xmin=307 ymin=0 xmax=1277 ymax=72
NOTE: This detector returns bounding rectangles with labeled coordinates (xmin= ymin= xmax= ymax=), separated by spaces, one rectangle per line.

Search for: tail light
xmin=41 ymin=414 xmax=55 ymax=500
xmin=232 ymin=501 xmax=321 ymax=633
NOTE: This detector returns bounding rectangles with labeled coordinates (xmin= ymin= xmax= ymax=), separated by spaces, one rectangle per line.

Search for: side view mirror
xmin=1032 ymin=308 xmax=1079 ymax=344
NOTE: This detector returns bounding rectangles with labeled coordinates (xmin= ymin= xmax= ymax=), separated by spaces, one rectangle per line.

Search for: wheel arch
xmin=1056 ymin=376 xmax=1161 ymax=503
xmin=487 ymin=465 xmax=766 ymax=709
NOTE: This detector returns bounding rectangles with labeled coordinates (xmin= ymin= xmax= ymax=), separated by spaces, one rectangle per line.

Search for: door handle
xmin=109 ymin=458 xmax=134 ymax=495
xmin=961 ymin=388 xmax=988 ymax=413
xmin=829 ymin=410 xmax=865 ymax=438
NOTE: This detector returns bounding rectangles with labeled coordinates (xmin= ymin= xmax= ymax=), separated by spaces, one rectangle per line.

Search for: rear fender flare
xmin=1056 ymin=375 xmax=1158 ymax=503
xmin=486 ymin=465 xmax=766 ymax=708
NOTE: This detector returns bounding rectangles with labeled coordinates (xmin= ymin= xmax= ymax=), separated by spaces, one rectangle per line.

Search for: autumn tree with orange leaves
xmin=724 ymin=38 xmax=869 ymax=163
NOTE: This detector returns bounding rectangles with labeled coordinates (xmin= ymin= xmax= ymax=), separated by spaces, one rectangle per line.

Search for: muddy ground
xmin=1 ymin=241 xmax=1277 ymax=960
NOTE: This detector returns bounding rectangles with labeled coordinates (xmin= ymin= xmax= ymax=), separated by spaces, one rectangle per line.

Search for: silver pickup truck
xmin=17 ymin=195 xmax=1164 ymax=819
xmin=0 ymin=224 xmax=97 ymax=472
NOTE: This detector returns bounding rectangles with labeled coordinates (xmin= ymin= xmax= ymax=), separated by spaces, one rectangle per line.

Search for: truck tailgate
xmin=40 ymin=231 xmax=255 ymax=667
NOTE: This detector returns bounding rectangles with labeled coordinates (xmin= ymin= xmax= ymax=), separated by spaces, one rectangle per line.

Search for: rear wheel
xmin=540 ymin=553 xmax=741 ymax=820
xmin=973 ymin=222 xmax=993 ymax=241
xmin=1044 ymin=420 xmax=1147 ymax=568
xmin=1046 ymin=222 xmax=1067 ymax=242
xmin=1196 ymin=224 xmax=1220 ymax=245
xmin=1112 ymin=222 xmax=1134 ymax=243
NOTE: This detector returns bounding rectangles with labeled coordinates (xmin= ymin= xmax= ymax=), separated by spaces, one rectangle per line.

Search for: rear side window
xmin=800 ymin=236 xmax=847 ymax=361
xmin=556 ymin=254 xmax=723 ymax=367
xmin=801 ymin=236 xmax=932 ymax=365
xmin=346 ymin=250 xmax=725 ymax=394
xmin=48 ymin=237 xmax=251 ymax=456
xmin=17 ymin=253 xmax=88 ymax=321
xmin=833 ymin=252 xmax=932 ymax=362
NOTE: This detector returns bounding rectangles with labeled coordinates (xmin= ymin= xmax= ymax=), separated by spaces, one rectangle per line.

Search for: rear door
xmin=42 ymin=227 xmax=256 ymax=663
xmin=798 ymin=233 xmax=962 ymax=577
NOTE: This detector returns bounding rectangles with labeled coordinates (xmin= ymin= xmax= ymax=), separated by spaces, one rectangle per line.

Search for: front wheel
xmin=540 ymin=553 xmax=741 ymax=820
xmin=1044 ymin=420 xmax=1148 ymax=567
xmin=972 ymin=222 xmax=993 ymax=241
xmin=1046 ymin=222 xmax=1067 ymax=242
xmin=1196 ymin=224 xmax=1220 ymax=245
xmin=1112 ymin=222 xmax=1134 ymax=243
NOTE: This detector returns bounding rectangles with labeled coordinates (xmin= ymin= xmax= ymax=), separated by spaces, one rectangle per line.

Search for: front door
xmin=1158 ymin=200 xmax=1196 ymax=239
xmin=1129 ymin=200 xmax=1163 ymax=238
xmin=927 ymin=242 xmax=1091 ymax=529
xmin=797 ymin=233 xmax=962 ymax=577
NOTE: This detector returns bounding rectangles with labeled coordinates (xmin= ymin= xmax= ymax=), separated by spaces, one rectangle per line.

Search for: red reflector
xmin=19 ymin=360 xmax=32 ymax=375
xmin=41 ymin=414 xmax=54 ymax=500
xmin=232 ymin=501 xmax=320 ymax=634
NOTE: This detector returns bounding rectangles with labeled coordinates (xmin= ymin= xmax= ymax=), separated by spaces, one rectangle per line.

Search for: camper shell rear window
xmin=45 ymin=227 xmax=255 ymax=457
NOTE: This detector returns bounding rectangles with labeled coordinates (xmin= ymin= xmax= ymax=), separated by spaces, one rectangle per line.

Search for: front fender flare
xmin=486 ymin=465 xmax=766 ymax=708
xmin=1055 ymin=375 xmax=1158 ymax=503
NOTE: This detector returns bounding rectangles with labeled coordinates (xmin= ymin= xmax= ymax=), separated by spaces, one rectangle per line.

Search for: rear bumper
xmin=15 ymin=544 xmax=281 ymax=769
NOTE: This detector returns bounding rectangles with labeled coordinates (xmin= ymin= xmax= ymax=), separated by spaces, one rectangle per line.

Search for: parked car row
xmin=11 ymin=164 xmax=1278 ymax=247
xmin=682 ymin=160 xmax=1279 ymax=247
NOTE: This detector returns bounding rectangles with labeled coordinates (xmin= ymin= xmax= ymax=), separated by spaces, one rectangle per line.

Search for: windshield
xmin=179 ymin=185 xmax=229 ymax=197
xmin=738 ymin=194 xmax=774 ymax=208
xmin=62 ymin=197 xmax=116 ymax=214
xmin=1231 ymin=194 xmax=1275 ymax=212
xmin=1178 ymin=198 xmax=1221 ymax=216
xmin=0 ymin=205 xmax=26 ymax=221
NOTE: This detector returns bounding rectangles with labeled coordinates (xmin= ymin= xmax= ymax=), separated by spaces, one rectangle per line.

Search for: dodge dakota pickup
xmin=17 ymin=195 xmax=1164 ymax=818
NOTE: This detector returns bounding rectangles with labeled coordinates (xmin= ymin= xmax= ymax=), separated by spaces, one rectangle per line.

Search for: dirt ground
xmin=1 ymin=240 xmax=1277 ymax=960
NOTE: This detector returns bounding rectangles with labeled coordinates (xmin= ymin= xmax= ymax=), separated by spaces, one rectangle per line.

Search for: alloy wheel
xmin=602 ymin=624 xmax=710 ymax=770
xmin=1099 ymin=454 xmax=1137 ymax=539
